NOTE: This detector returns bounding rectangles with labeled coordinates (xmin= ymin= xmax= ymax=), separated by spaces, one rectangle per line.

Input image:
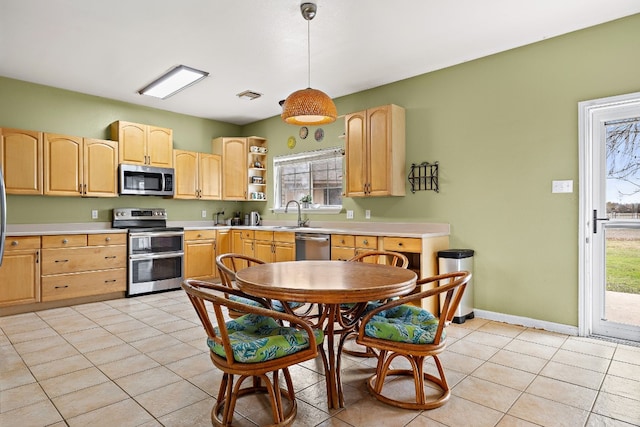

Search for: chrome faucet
xmin=285 ymin=200 xmax=309 ymax=227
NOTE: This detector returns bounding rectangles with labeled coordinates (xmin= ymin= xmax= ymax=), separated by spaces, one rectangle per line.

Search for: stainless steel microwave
xmin=119 ymin=164 xmax=174 ymax=196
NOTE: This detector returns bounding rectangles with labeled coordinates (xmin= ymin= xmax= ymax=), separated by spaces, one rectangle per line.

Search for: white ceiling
xmin=1 ymin=1 xmax=639 ymax=126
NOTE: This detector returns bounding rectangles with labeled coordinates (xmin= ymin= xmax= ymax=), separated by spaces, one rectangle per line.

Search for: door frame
xmin=578 ymin=91 xmax=640 ymax=337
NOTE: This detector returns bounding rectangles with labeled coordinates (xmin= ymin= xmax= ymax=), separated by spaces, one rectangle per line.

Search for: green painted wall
xmin=2 ymin=14 xmax=639 ymax=325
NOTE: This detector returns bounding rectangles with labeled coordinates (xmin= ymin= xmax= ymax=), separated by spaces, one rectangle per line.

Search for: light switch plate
xmin=346 ymin=210 xmax=354 ymax=219
xmin=201 ymin=210 xmax=207 ymax=218
xmin=365 ymin=210 xmax=371 ymax=219
xmin=91 ymin=209 xmax=98 ymax=219
xmin=552 ymin=180 xmax=573 ymax=193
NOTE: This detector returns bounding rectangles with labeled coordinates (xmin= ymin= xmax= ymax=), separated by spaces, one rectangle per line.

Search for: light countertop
xmin=6 ymin=221 xmax=449 ymax=239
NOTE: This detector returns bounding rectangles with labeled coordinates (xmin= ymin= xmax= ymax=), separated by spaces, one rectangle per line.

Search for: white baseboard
xmin=474 ymin=309 xmax=579 ymax=336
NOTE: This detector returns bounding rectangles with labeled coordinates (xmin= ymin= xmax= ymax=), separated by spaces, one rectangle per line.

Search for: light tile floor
xmin=1 ymin=290 xmax=639 ymax=427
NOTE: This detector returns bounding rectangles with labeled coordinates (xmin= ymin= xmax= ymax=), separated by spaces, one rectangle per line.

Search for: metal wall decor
xmin=408 ymin=161 xmax=439 ymax=193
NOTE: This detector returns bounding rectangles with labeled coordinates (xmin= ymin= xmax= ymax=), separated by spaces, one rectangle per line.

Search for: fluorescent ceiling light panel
xmin=138 ymin=65 xmax=209 ymax=99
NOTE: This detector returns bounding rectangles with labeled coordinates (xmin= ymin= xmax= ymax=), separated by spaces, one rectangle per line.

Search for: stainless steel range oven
xmin=113 ymin=207 xmax=184 ymax=296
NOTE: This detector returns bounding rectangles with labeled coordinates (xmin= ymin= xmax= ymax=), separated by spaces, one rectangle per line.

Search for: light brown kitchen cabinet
xmin=111 ymin=121 xmax=173 ymax=167
xmin=331 ymin=234 xmax=378 ymax=261
xmin=40 ymin=233 xmax=126 ymax=301
xmin=212 ymin=136 xmax=267 ymax=200
xmin=184 ymin=229 xmax=230 ymax=280
xmin=173 ymin=150 xmax=221 ymax=199
xmin=344 ymin=104 xmax=406 ymax=197
xmin=184 ymin=230 xmax=217 ymax=280
xmin=0 ymin=128 xmax=43 ymax=195
xmin=43 ymin=133 xmax=118 ymax=197
xmin=0 ymin=236 xmax=41 ymax=307
xmin=253 ymin=231 xmax=295 ymax=263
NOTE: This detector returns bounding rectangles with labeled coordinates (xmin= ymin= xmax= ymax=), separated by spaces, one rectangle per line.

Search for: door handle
xmin=593 ymin=209 xmax=609 ymax=234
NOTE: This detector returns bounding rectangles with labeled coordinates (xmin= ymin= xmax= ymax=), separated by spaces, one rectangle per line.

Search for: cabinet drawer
xmin=382 ymin=237 xmax=422 ymax=253
xmin=41 ymin=269 xmax=126 ymax=301
xmin=42 ymin=234 xmax=87 ymax=248
xmin=254 ymin=230 xmax=274 ymax=241
xmin=331 ymin=235 xmax=354 ymax=247
xmin=4 ymin=236 xmax=41 ymax=251
xmin=273 ymin=231 xmax=295 ymax=244
xmin=355 ymin=235 xmax=377 ymax=250
xmin=331 ymin=246 xmax=355 ymax=261
xmin=88 ymin=233 xmax=127 ymax=246
xmin=185 ymin=230 xmax=217 ymax=241
xmin=41 ymin=246 xmax=126 ymax=275
xmin=241 ymin=230 xmax=255 ymax=239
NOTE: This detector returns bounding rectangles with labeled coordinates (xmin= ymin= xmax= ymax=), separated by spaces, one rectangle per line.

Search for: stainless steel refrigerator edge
xmin=0 ymin=169 xmax=6 ymax=266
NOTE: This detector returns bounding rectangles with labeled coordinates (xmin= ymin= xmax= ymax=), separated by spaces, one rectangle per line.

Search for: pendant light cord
xmin=307 ymin=18 xmax=311 ymax=88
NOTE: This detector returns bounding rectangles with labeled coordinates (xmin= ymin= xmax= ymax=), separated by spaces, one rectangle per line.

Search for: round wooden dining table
xmin=235 ymin=260 xmax=417 ymax=409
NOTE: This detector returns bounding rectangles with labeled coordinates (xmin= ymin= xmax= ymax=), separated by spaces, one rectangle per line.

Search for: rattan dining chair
xmin=355 ymin=271 xmax=471 ymax=410
xmin=216 ymin=253 xmax=307 ymax=318
xmin=341 ymin=250 xmax=410 ymax=357
xmin=182 ymin=279 xmax=324 ymax=426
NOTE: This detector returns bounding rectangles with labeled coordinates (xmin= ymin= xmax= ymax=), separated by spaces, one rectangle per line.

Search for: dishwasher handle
xmin=295 ymin=233 xmax=330 ymax=242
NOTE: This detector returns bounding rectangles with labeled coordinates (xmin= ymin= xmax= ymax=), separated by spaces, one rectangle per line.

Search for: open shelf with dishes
xmin=247 ymin=137 xmax=268 ymax=201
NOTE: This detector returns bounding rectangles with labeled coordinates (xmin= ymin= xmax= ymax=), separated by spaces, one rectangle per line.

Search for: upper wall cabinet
xmin=344 ymin=104 xmax=406 ymax=197
xmin=173 ymin=149 xmax=221 ymax=200
xmin=0 ymin=128 xmax=43 ymax=195
xmin=43 ymin=133 xmax=118 ymax=197
xmin=110 ymin=121 xmax=173 ymax=168
xmin=212 ymin=136 xmax=267 ymax=201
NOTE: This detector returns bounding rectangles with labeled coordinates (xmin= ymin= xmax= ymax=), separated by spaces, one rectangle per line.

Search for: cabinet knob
xmin=198 ymin=234 xmax=202 ymax=238
xmin=62 ymin=239 xmax=68 ymax=244
xmin=398 ymin=242 xmax=403 ymax=246
xmin=105 ymin=237 xmax=111 ymax=242
xmin=363 ymin=239 xmax=368 ymax=245
xmin=11 ymin=240 xmax=18 ymax=246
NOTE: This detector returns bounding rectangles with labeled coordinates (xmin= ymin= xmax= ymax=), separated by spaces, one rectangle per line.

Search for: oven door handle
xmin=130 ymin=252 xmax=184 ymax=260
xmin=129 ymin=231 xmax=184 ymax=238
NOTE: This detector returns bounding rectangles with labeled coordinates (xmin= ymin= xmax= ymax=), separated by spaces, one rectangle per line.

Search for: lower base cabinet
xmin=184 ymin=229 xmax=231 ymax=280
xmin=42 ymin=269 xmax=125 ymax=302
xmin=0 ymin=236 xmax=41 ymax=307
xmin=40 ymin=233 xmax=126 ymax=302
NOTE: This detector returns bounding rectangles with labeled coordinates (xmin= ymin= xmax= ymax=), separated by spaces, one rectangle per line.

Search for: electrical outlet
xmin=91 ymin=209 xmax=98 ymax=219
xmin=365 ymin=210 xmax=371 ymax=219
xmin=346 ymin=210 xmax=354 ymax=219
xmin=201 ymin=210 xmax=207 ymax=218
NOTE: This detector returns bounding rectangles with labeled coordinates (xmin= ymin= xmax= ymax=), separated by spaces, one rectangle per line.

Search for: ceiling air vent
xmin=237 ymin=90 xmax=262 ymax=100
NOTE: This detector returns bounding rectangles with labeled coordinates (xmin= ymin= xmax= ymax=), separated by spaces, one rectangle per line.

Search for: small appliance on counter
xmin=250 ymin=211 xmax=261 ymax=226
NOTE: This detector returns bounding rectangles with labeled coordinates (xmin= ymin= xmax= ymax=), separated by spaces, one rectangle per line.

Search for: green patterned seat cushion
xmin=228 ymin=295 xmax=304 ymax=313
xmin=272 ymin=300 xmax=305 ymax=312
xmin=364 ymin=305 xmax=444 ymax=344
xmin=209 ymin=313 xmax=324 ymax=363
xmin=229 ymin=294 xmax=264 ymax=307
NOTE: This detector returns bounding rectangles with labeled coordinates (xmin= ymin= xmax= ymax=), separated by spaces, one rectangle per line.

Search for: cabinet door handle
xmin=84 ymin=184 xmax=87 ymax=194
xmin=55 ymin=259 xmax=69 ymax=263
xmin=104 ymin=279 xmax=117 ymax=283
xmin=104 ymin=256 xmax=117 ymax=259
xmin=54 ymin=285 xmax=69 ymax=289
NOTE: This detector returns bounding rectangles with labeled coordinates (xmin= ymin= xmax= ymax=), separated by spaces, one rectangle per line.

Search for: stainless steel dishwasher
xmin=295 ymin=233 xmax=330 ymax=260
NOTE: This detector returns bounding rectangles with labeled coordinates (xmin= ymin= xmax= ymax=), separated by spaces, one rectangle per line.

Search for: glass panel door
xmin=599 ymin=118 xmax=640 ymax=337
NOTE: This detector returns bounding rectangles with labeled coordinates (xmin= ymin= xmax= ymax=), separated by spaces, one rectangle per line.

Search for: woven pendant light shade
xmin=281 ymin=87 xmax=337 ymax=125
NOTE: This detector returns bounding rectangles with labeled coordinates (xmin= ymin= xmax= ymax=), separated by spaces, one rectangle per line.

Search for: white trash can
xmin=438 ymin=249 xmax=474 ymax=324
